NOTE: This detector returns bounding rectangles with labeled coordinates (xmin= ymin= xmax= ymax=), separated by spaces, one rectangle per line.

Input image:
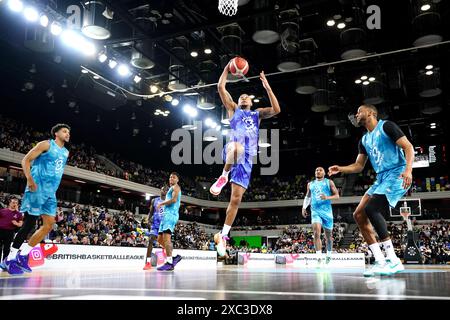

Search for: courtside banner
xmin=237 ymin=252 xmax=365 ymax=268
xmin=30 ymin=244 xmax=217 ymax=269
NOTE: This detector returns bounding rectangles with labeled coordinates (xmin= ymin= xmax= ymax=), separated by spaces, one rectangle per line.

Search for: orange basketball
xmin=229 ymin=57 xmax=249 ymax=77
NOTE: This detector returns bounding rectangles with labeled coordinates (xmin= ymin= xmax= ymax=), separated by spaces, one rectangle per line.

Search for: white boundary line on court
xmin=5 ymin=286 xmax=450 ymax=300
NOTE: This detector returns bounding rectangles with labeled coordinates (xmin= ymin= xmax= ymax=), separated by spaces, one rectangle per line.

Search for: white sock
xmin=146 ymin=257 xmax=152 ymax=263
xmin=166 ymin=256 xmax=173 ymax=264
xmin=369 ymin=243 xmax=386 ymax=263
xmin=20 ymin=243 xmax=34 ymax=256
xmin=316 ymin=251 xmax=322 ymax=258
xmin=326 ymin=251 xmax=332 ymax=257
xmin=221 ymin=224 xmax=231 ymax=236
xmin=381 ymin=239 xmax=398 ymax=261
xmin=7 ymin=247 xmax=19 ymax=261
xmin=222 ymin=169 xmax=230 ymax=178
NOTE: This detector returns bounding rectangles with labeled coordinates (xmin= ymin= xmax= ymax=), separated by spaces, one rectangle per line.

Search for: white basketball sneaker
xmin=210 ymin=175 xmax=228 ymax=196
xmin=363 ymin=261 xmax=392 ymax=277
xmin=215 ymin=233 xmax=229 ymax=257
xmin=386 ymin=258 xmax=405 ymax=274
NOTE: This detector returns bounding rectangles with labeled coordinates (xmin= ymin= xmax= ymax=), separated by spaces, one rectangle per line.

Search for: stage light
xmin=326 ymin=20 xmax=335 ymax=27
xmin=133 ymin=75 xmax=142 ymax=83
xmin=24 ymin=6 xmax=38 ymax=22
xmin=8 ymin=0 xmax=23 ymax=13
xmin=425 ymin=64 xmax=433 ymax=70
xmin=426 ymin=70 xmax=433 ymax=76
xmin=362 ymin=81 xmax=370 ymax=85
xmin=254 ymin=99 xmax=260 ymax=103
xmin=421 ymin=4 xmax=431 ymax=11
xmin=337 ymin=22 xmax=346 ymax=29
xmin=171 ymin=98 xmax=180 ymax=106
xmin=190 ymin=51 xmax=198 ymax=57
xmin=98 ymin=53 xmax=108 ymax=63
xmin=369 ymin=77 xmax=376 ymax=81
xmin=39 ymin=14 xmax=49 ymax=27
xmin=81 ymin=69 xmax=88 ymax=74
xmin=183 ymin=104 xmax=198 ymax=117
xmin=355 ymin=79 xmax=362 ymax=84
xmin=50 ymin=21 xmax=62 ymax=36
xmin=108 ymin=59 xmax=117 ymax=69
xmin=150 ymin=85 xmax=159 ymax=93
xmin=361 ymin=75 xmax=368 ymax=80
xmin=61 ymin=30 xmax=96 ymax=55
xmin=118 ymin=64 xmax=131 ymax=77
xmin=204 ymin=48 xmax=212 ymax=54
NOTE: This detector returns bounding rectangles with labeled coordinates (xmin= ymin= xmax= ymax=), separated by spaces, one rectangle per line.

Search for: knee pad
xmin=364 ymin=195 xmax=390 ymax=239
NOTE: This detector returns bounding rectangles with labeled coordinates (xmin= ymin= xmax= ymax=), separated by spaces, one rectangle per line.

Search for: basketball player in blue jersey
xmin=210 ymin=61 xmax=281 ymax=256
xmin=302 ymin=167 xmax=340 ymax=266
xmin=156 ymin=172 xmax=182 ymax=271
xmin=329 ymin=104 xmax=414 ymax=276
xmin=5 ymin=124 xmax=70 ymax=275
xmin=143 ymin=185 xmax=168 ymax=270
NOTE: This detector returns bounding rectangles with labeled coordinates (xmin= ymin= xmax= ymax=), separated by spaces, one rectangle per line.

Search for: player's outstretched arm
xmin=217 ymin=63 xmax=237 ymax=113
xmin=328 ymin=154 xmax=368 ymax=176
xmin=257 ymin=71 xmax=281 ymax=119
xmin=21 ymin=140 xmax=50 ymax=192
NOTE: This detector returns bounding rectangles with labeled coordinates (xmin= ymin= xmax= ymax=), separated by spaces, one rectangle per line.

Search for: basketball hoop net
xmin=218 ymin=0 xmax=238 ymax=16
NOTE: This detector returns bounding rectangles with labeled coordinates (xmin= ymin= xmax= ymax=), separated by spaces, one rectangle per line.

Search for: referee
xmin=0 ymin=197 xmax=23 ymax=268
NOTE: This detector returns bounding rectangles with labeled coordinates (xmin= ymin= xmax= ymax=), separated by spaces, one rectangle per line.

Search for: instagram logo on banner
xmin=28 ymin=247 xmax=45 ymax=267
xmin=285 ymin=254 xmax=299 ymax=264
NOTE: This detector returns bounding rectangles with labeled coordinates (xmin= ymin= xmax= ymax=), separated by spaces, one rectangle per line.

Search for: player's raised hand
xmin=328 ymin=165 xmax=340 ymax=177
xmin=400 ymin=169 xmax=413 ymax=189
xmin=260 ymin=71 xmax=271 ymax=91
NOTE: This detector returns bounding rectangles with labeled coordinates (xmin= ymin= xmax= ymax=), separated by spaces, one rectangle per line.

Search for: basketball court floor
xmin=1 ymin=265 xmax=449 ymax=300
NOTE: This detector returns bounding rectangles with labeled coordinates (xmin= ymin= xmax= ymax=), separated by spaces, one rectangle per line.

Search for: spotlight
xmin=362 ymin=81 xmax=370 ymax=85
xmin=430 ymin=122 xmax=436 ymax=126
xmin=108 ymin=59 xmax=117 ymax=69
xmin=337 ymin=22 xmax=346 ymax=29
xmin=361 ymin=75 xmax=368 ymax=80
xmin=8 ymin=0 xmax=23 ymax=12
xmin=93 ymin=75 xmax=100 ymax=79
xmin=421 ymin=4 xmax=431 ymax=11
xmin=61 ymin=30 xmax=97 ymax=55
xmin=204 ymin=48 xmax=212 ymax=54
xmin=98 ymin=53 xmax=108 ymax=63
xmin=369 ymin=77 xmax=376 ymax=82
xmin=254 ymin=99 xmax=260 ymax=103
xmin=205 ymin=118 xmax=213 ymax=127
xmin=24 ymin=6 xmax=38 ymax=22
xmin=171 ymin=98 xmax=180 ymax=106
xmin=133 ymin=75 xmax=142 ymax=83
xmin=118 ymin=64 xmax=130 ymax=76
xmin=326 ymin=19 xmax=335 ymax=27
xmin=183 ymin=104 xmax=198 ymax=117
xmin=164 ymin=95 xmax=173 ymax=102
xmin=355 ymin=79 xmax=362 ymax=84
xmin=190 ymin=51 xmax=198 ymax=57
xmin=426 ymin=70 xmax=433 ymax=76
xmin=81 ymin=69 xmax=88 ymax=74
xmin=150 ymin=85 xmax=159 ymax=93
xmin=50 ymin=21 xmax=62 ymax=36
xmin=425 ymin=64 xmax=433 ymax=70
xmin=249 ymin=95 xmax=255 ymax=99
xmin=39 ymin=14 xmax=49 ymax=27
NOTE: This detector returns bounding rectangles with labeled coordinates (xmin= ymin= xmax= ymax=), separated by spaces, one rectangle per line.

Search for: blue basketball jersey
xmin=151 ymin=197 xmax=164 ymax=222
xmin=361 ymin=120 xmax=406 ymax=174
xmin=310 ymin=178 xmax=333 ymax=215
xmin=228 ymin=108 xmax=260 ymax=156
xmin=164 ymin=186 xmax=181 ymax=215
xmin=29 ymin=139 xmax=69 ymax=195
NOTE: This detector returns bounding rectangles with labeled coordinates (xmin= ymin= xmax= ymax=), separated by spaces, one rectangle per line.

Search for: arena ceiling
xmin=0 ymin=0 xmax=448 ymax=176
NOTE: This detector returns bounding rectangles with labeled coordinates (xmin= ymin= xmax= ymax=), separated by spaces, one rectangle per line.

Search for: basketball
xmin=229 ymin=57 xmax=249 ymax=77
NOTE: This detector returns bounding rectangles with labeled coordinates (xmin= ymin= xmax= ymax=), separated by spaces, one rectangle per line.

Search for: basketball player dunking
xmin=328 ymin=104 xmax=414 ymax=276
xmin=210 ymin=60 xmax=281 ymax=256
xmin=302 ymin=167 xmax=340 ymax=267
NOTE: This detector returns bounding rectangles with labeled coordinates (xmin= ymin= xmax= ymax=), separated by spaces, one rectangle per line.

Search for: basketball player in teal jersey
xmin=5 ymin=124 xmax=70 ymax=275
xmin=143 ymin=185 xmax=168 ymax=270
xmin=156 ymin=173 xmax=182 ymax=271
xmin=329 ymin=104 xmax=414 ymax=276
xmin=302 ymin=167 xmax=340 ymax=266
xmin=210 ymin=61 xmax=281 ymax=257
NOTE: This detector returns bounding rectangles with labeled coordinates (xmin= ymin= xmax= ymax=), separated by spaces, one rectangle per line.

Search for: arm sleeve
xmin=383 ymin=121 xmax=405 ymax=142
xmin=358 ymin=139 xmax=367 ymax=155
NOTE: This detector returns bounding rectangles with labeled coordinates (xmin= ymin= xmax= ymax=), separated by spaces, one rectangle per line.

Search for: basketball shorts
xmin=20 ymin=188 xmax=57 ymax=217
xmin=311 ymin=210 xmax=334 ymax=230
xmin=158 ymin=212 xmax=179 ymax=234
xmin=222 ymin=142 xmax=254 ymax=190
xmin=366 ymin=165 xmax=409 ymax=208
xmin=149 ymin=218 xmax=161 ymax=237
